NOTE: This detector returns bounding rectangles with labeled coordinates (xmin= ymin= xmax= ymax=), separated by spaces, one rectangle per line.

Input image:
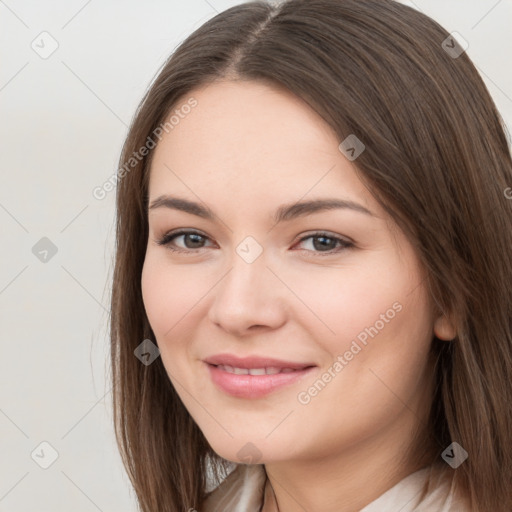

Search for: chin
xmin=204 ymin=431 xmax=297 ymax=465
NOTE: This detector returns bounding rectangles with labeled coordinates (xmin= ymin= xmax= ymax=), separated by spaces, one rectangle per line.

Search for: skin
xmin=141 ymin=79 xmax=456 ymax=512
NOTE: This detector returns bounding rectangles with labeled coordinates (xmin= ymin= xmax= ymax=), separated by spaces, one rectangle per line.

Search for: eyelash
xmin=155 ymin=229 xmax=354 ymax=257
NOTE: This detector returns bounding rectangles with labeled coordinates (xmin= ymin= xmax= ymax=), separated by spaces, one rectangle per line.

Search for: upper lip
xmin=204 ymin=353 xmax=315 ymax=370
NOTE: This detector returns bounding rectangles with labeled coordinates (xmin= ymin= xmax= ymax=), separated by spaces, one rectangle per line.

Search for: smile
xmin=215 ymin=364 xmax=298 ymax=375
xmin=204 ymin=355 xmax=316 ymax=399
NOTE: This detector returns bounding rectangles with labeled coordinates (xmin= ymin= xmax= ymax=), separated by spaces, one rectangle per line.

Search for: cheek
xmin=141 ymin=253 xmax=205 ymax=338
xmin=285 ymin=256 xmax=404 ymax=353
xmin=141 ymin=257 xmax=198 ymax=385
xmin=291 ymin=283 xmax=434 ymax=458
xmin=335 ymin=274 xmax=434 ymax=404
xmin=294 ymin=250 xmax=434 ymax=394
xmin=141 ymin=258 xmax=171 ymax=333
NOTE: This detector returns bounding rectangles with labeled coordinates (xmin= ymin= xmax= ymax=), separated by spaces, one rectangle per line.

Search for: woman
xmin=110 ymin=0 xmax=512 ymax=510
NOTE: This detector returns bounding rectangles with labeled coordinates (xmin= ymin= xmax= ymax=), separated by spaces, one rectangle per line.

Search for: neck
xmin=262 ymin=404 xmax=435 ymax=512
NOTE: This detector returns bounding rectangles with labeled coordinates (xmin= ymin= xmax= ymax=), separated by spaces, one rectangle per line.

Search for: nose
xmin=207 ymin=247 xmax=288 ymax=337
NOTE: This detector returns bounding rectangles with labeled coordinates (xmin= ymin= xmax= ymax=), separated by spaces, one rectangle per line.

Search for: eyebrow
xmin=148 ymin=195 xmax=374 ymax=223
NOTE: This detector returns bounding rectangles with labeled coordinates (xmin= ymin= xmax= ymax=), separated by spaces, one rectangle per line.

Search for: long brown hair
xmin=110 ymin=0 xmax=512 ymax=510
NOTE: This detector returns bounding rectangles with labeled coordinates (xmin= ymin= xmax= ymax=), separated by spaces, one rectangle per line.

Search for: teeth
xmin=248 ymin=368 xmax=266 ymax=375
xmin=216 ymin=365 xmax=298 ymax=375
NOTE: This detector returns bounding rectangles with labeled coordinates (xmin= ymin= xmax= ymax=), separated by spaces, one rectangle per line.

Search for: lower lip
xmin=206 ymin=363 xmax=315 ymax=399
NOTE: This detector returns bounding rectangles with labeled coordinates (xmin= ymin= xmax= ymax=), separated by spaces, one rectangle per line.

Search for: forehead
xmin=147 ymin=80 xmax=377 ymax=217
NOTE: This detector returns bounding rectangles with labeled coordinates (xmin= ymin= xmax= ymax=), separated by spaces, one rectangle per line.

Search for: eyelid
xmin=294 ymin=230 xmax=354 ymax=246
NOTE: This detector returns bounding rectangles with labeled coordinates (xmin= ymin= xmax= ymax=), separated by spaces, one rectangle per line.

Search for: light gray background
xmin=1 ymin=0 xmax=511 ymax=510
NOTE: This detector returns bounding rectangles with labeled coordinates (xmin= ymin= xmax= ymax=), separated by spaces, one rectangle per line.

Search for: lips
xmin=203 ymin=353 xmax=316 ymax=398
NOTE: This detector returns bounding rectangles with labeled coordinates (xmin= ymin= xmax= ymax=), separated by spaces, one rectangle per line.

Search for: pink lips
xmin=204 ymin=353 xmax=316 ymax=399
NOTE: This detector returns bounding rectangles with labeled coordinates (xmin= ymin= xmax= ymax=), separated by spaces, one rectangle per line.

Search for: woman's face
xmin=141 ymin=80 xmax=452 ymax=466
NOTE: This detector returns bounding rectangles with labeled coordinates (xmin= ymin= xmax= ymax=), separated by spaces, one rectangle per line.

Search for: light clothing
xmin=202 ymin=463 xmax=471 ymax=511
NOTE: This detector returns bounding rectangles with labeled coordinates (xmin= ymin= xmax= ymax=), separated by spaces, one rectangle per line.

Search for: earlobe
xmin=433 ymin=314 xmax=457 ymax=341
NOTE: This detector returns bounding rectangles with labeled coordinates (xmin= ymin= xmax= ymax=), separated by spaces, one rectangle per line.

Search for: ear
xmin=433 ymin=313 xmax=457 ymax=341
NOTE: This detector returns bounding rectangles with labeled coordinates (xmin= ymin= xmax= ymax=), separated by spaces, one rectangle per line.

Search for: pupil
xmin=313 ymin=236 xmax=334 ymax=251
xmin=185 ymin=234 xmax=204 ymax=248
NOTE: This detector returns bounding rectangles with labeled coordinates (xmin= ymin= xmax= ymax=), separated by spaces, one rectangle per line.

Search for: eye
xmin=293 ymin=232 xmax=354 ymax=256
xmin=155 ymin=229 xmax=214 ymax=254
xmin=155 ymin=229 xmax=354 ymax=256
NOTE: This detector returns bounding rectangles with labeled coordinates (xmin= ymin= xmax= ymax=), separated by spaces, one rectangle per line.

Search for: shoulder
xmin=202 ymin=464 xmax=267 ymax=512
xmin=418 ymin=465 xmax=472 ymax=512
xmin=361 ymin=465 xmax=472 ymax=512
